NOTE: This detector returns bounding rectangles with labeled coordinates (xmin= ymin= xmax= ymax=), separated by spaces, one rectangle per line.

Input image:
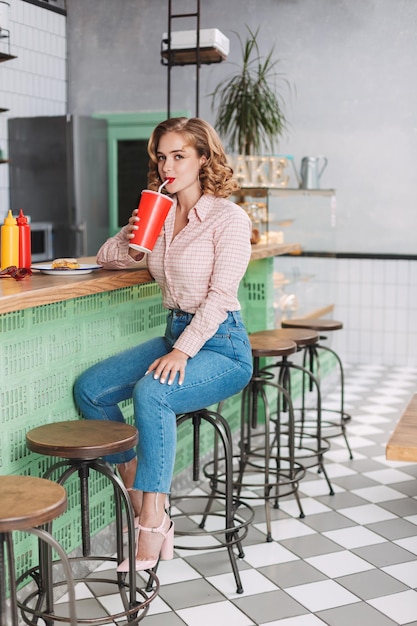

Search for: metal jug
xmin=300 ymin=156 xmax=328 ymax=189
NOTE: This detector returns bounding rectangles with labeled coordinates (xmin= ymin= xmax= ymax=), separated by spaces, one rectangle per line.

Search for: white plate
xmin=31 ymin=263 xmax=102 ymax=276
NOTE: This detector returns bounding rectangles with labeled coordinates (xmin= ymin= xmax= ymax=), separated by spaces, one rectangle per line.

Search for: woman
xmin=73 ymin=117 xmax=253 ymax=572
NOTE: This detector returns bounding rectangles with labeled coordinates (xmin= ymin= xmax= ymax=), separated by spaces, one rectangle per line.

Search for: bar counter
xmin=0 ymin=242 xmax=300 ymax=314
xmin=0 ymin=240 xmax=300 ymax=579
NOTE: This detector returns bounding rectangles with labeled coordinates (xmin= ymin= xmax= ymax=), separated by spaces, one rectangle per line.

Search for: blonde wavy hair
xmin=147 ymin=117 xmax=239 ymax=198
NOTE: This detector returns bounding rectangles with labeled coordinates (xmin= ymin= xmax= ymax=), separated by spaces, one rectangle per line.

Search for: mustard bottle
xmin=1 ymin=210 xmax=19 ymax=269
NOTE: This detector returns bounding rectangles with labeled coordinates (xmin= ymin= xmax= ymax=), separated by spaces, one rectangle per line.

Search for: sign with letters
xmin=228 ymin=155 xmax=289 ymax=188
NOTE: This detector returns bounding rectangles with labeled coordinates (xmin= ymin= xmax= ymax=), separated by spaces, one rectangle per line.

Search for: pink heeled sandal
xmin=117 ymin=513 xmax=174 ymax=572
xmin=123 ymin=493 xmax=170 ymax=533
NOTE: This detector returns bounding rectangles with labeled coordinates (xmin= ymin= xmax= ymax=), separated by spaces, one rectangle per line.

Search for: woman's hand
xmin=126 ymin=209 xmax=142 ymax=259
xmin=146 ymin=348 xmax=189 ymax=386
xmin=126 ymin=209 xmax=140 ymax=241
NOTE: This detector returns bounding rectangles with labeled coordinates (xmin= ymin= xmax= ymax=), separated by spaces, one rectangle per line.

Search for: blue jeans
xmin=73 ymin=310 xmax=253 ymax=493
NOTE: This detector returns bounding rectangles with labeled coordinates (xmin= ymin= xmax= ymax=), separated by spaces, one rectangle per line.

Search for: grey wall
xmin=66 ymin=0 xmax=417 ymax=255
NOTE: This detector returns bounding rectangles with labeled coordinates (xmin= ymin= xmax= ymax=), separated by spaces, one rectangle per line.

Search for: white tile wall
xmin=0 ymin=0 xmax=66 ymax=222
xmin=275 ymin=256 xmax=417 ymax=367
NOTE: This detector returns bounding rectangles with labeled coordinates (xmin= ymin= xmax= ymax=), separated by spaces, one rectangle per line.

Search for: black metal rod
xmin=166 ymin=0 xmax=201 ymax=118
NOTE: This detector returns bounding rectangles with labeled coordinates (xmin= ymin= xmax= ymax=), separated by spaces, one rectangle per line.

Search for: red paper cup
xmin=129 ymin=190 xmax=174 ymax=253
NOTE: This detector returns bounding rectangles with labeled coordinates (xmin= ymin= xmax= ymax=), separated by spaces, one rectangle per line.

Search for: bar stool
xmin=171 ymin=408 xmax=254 ymax=594
xmin=281 ymin=318 xmax=353 ymax=458
xmin=24 ymin=420 xmax=159 ymax=625
xmin=0 ymin=475 xmax=76 ymax=626
xmin=250 ymin=328 xmax=334 ymax=497
xmin=235 ymin=335 xmax=306 ymax=541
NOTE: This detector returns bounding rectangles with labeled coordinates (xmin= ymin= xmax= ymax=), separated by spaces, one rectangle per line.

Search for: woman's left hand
xmin=146 ymin=348 xmax=189 ymax=386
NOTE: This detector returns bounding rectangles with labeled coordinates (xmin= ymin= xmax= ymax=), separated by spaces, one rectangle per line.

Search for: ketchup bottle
xmin=1 ymin=210 xmax=19 ymax=269
xmin=16 ymin=209 xmax=32 ymax=269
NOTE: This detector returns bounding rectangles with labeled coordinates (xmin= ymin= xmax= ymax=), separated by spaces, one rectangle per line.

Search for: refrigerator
xmin=8 ymin=115 xmax=109 ymax=259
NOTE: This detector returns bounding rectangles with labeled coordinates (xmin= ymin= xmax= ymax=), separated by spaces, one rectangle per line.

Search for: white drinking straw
xmin=158 ymin=178 xmax=174 ymax=193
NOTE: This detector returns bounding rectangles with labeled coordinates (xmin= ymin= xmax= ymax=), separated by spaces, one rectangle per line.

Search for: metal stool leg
xmin=302 ymin=341 xmax=353 ymax=459
xmin=0 ymin=532 xmax=19 ymax=626
xmin=263 ymin=357 xmax=335 ymax=496
xmin=12 ymin=527 xmax=77 ymax=626
xmin=173 ymin=409 xmax=253 ymax=594
xmin=237 ymin=358 xmax=306 ymax=540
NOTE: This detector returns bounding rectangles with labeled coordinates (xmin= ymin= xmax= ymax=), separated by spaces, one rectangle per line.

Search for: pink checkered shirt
xmin=97 ymin=194 xmax=252 ymax=357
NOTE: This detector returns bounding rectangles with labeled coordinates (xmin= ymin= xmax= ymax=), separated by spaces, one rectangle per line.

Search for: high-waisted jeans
xmin=73 ymin=310 xmax=253 ymax=493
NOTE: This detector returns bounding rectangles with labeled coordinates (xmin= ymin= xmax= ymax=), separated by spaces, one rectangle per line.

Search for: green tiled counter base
xmin=239 ymin=257 xmax=276 ymax=332
xmin=1 ymin=282 xmax=167 ymax=584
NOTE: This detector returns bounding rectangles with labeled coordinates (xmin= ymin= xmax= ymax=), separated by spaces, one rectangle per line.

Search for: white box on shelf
xmin=161 ymin=28 xmax=229 ymax=65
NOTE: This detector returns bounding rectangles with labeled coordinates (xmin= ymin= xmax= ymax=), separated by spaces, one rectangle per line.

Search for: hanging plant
xmin=211 ymin=26 xmax=291 ymax=156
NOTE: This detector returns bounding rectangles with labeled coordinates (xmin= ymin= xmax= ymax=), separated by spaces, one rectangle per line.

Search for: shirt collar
xmin=168 ymin=194 xmax=214 ymax=224
xmin=192 ymin=194 xmax=214 ymax=222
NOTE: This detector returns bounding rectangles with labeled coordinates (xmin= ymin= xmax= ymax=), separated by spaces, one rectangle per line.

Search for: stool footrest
xmin=171 ymin=493 xmax=254 ymax=552
xmin=17 ymin=556 xmax=159 ymax=625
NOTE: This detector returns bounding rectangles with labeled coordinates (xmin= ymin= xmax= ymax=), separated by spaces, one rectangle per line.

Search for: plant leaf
xmin=211 ymin=25 xmax=291 ymax=155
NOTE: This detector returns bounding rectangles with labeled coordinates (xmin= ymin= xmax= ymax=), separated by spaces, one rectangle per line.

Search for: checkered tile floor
xmin=55 ymin=364 xmax=417 ymax=625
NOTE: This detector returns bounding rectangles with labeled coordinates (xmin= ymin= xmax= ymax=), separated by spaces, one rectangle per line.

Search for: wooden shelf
xmin=0 ymin=159 xmax=10 ymax=164
xmin=238 ymin=187 xmax=336 ymax=199
xmin=0 ymin=52 xmax=17 ymax=63
xmin=161 ymin=46 xmax=226 ymax=66
xmin=0 ymin=47 xmax=13 ymax=125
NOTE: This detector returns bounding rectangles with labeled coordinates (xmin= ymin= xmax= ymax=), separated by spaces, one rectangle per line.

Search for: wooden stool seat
xmin=282 ymin=318 xmax=343 ymax=332
xmin=0 ymin=476 xmax=66 ymax=532
xmin=252 ymin=327 xmax=319 ymax=348
xmin=250 ymin=334 xmax=298 ymax=357
xmin=26 ymin=420 xmax=138 ymax=460
xmin=0 ymin=476 xmax=77 ymax=626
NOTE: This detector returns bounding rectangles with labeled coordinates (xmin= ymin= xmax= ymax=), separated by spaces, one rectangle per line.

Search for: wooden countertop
xmin=249 ymin=241 xmax=301 ymax=261
xmin=0 ymin=241 xmax=301 ymax=314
